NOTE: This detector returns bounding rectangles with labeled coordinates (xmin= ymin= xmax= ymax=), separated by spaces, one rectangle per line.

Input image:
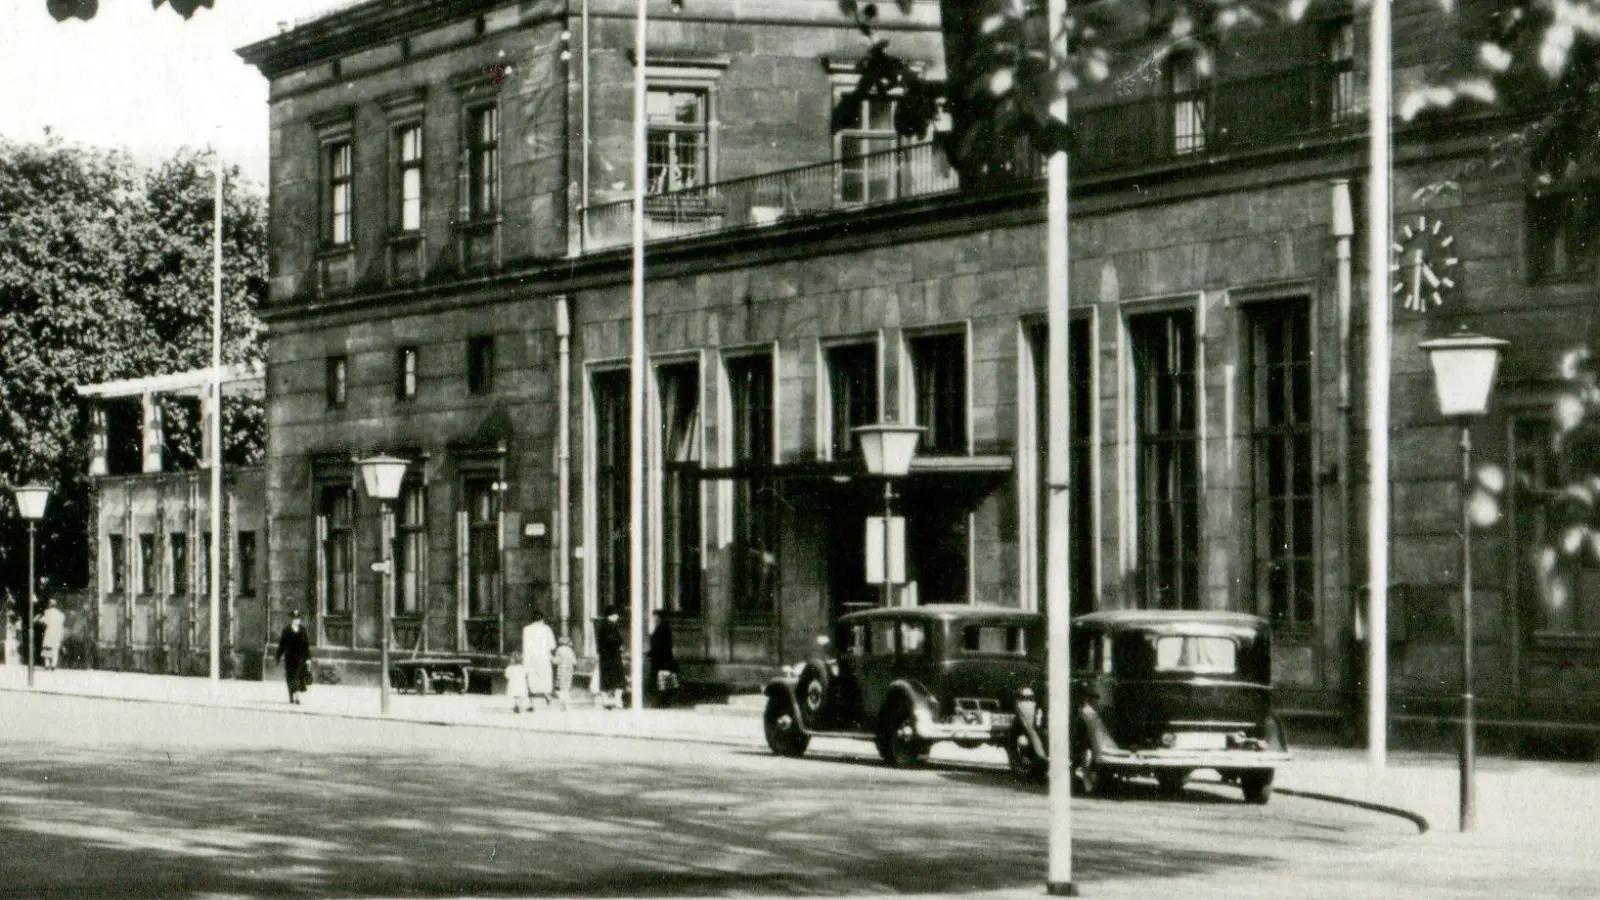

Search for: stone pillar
xmin=141 ymin=393 xmax=163 ymax=474
xmin=88 ymin=402 xmax=109 ymax=476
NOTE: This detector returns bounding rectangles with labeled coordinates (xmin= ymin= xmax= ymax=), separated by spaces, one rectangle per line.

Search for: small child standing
xmin=504 ymin=651 xmax=531 ymax=713
xmin=553 ymin=636 xmax=578 ymax=711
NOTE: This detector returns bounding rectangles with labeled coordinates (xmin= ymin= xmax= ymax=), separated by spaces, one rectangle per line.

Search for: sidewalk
xmin=5 ymin=663 xmax=1600 ymax=849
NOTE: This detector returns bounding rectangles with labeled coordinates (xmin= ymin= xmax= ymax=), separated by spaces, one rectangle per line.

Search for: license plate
xmin=1172 ymin=732 xmax=1227 ymax=750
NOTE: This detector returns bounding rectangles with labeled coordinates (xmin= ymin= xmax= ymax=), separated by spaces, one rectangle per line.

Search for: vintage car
xmin=763 ymin=605 xmax=1045 ymax=766
xmin=1007 ymin=610 xmax=1291 ymax=803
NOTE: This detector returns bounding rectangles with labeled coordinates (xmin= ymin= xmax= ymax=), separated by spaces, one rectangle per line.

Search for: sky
xmin=0 ymin=0 xmax=352 ymax=190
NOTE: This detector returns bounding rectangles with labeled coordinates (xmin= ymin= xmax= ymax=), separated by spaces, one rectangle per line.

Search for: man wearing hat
xmin=274 ymin=610 xmax=312 ymax=704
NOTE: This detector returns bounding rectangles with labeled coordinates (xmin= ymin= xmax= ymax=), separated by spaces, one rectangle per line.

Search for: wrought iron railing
xmin=579 ymin=141 xmax=960 ymax=253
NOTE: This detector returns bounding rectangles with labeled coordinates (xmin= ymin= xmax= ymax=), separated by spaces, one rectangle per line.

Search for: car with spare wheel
xmin=1006 ymin=609 xmax=1290 ymax=803
xmin=763 ymin=604 xmax=1044 ymax=766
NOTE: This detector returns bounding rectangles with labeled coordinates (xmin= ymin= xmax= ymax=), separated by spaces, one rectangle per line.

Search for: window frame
xmin=460 ymin=474 xmax=502 ymax=620
xmin=646 ymin=86 xmax=711 ymax=194
xmin=236 ymin=530 xmax=257 ymax=599
xmin=139 ymin=534 xmax=157 ymax=595
xmin=170 ymin=532 xmax=189 ymax=597
xmin=466 ymin=335 xmax=495 ymax=395
xmin=326 ymin=355 xmax=349 ymax=409
xmin=591 ymin=367 xmax=632 ymax=619
xmin=393 ymin=120 xmax=424 ymax=234
xmin=108 ymin=534 xmax=127 ymax=595
xmin=317 ymin=482 xmax=356 ymax=620
xmin=1129 ymin=307 xmax=1201 ymax=611
xmin=464 ymin=102 xmax=500 ymax=221
xmin=396 ymin=345 xmax=419 ymax=402
xmin=726 ymin=350 xmax=778 ymax=620
xmin=1527 ymin=182 xmax=1600 ymax=285
xmin=824 ymin=340 xmax=881 ymax=461
xmin=905 ymin=329 xmax=970 ymax=455
xmin=395 ymin=480 xmax=426 ymax=616
xmin=1165 ymin=50 xmax=1210 ymax=156
xmin=1319 ymin=16 xmax=1358 ymax=125
xmin=322 ymin=137 xmax=355 ymax=248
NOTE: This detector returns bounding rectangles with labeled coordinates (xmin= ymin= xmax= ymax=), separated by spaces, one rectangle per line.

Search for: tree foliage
xmin=46 ymin=0 xmax=214 ymax=23
xmin=0 ymin=136 xmax=266 ymax=597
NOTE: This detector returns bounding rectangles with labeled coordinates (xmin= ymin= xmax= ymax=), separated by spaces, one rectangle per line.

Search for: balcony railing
xmin=579 ymin=141 xmax=960 ymax=253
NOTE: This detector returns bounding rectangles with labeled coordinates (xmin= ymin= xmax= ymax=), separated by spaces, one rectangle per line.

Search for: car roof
xmin=839 ymin=603 xmax=1041 ymax=624
xmin=1074 ymin=609 xmax=1268 ymax=634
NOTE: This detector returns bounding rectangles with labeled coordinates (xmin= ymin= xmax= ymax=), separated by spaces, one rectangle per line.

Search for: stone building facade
xmin=239 ymin=0 xmax=1600 ymax=735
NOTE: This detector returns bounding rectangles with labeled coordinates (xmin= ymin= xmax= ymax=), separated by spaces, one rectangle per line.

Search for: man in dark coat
xmin=595 ymin=607 xmax=625 ymax=708
xmin=274 ymin=610 xmax=312 ymax=705
xmin=648 ymin=610 xmax=677 ymax=706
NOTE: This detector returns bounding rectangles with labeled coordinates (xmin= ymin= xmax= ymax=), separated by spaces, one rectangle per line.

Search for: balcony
xmin=579 ymin=141 xmax=960 ymax=253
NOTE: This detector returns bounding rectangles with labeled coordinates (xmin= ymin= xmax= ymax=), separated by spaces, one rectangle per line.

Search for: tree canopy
xmin=46 ymin=0 xmax=213 ymax=22
xmin=0 ymin=136 xmax=265 ymax=599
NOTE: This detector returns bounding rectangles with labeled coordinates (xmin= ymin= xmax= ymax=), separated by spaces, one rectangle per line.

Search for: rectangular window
xmin=963 ymin=624 xmax=1028 ymax=656
xmin=1031 ymin=320 xmax=1095 ymax=618
xmin=593 ymin=369 xmax=631 ymax=617
xmin=396 ymin=483 xmax=425 ymax=615
xmin=467 ymin=104 xmax=500 ymax=218
xmin=396 ymin=346 xmax=418 ymax=401
xmin=827 ymin=343 xmax=880 ymax=460
xmin=1249 ymin=300 xmax=1316 ymax=627
xmin=1517 ymin=418 xmax=1600 ymax=637
xmin=1528 ymin=183 xmax=1600 ymax=283
xmin=237 ymin=531 xmax=257 ymax=598
xmin=837 ymin=95 xmax=903 ymax=204
xmin=1167 ymin=52 xmax=1208 ymax=155
xmin=1132 ymin=309 xmax=1200 ymax=610
xmin=659 ymin=363 xmax=703 ymax=617
xmin=909 ymin=332 xmax=967 ymax=454
xmin=1322 ymin=17 xmax=1357 ymax=124
xmin=647 ymin=88 xmax=709 ymax=194
xmin=326 ymin=356 xmax=348 ymax=409
xmin=109 ymin=535 xmax=127 ymax=595
xmin=324 ymin=139 xmax=353 ymax=247
xmin=319 ymin=484 xmax=354 ymax=616
xmin=139 ymin=534 xmax=156 ymax=594
xmin=395 ymin=122 xmax=423 ymax=232
xmin=467 ymin=336 xmax=495 ymax=395
xmin=729 ymin=353 xmax=777 ymax=618
xmin=900 ymin=621 xmax=928 ymax=655
xmin=462 ymin=477 xmax=500 ymax=617
xmin=170 ymin=533 xmax=189 ymax=596
xmin=1153 ymin=635 xmax=1238 ymax=674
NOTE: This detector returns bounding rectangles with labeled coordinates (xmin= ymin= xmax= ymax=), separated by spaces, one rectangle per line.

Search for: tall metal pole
xmin=1458 ymin=422 xmax=1476 ymax=831
xmin=26 ymin=520 xmax=36 ymax=689
xmin=210 ymin=147 xmax=224 ymax=688
xmin=1365 ymin=0 xmax=1394 ymax=771
xmin=627 ymin=0 xmax=649 ymax=714
xmin=380 ymin=500 xmax=394 ymax=716
xmin=1044 ymin=0 xmax=1074 ymax=891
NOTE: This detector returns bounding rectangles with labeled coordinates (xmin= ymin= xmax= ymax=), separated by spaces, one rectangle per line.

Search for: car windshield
xmin=1152 ymin=635 xmax=1237 ymax=674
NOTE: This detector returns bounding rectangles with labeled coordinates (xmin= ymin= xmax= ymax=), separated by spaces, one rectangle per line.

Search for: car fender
xmin=881 ymin=679 xmax=939 ymax=733
xmin=763 ymin=680 xmax=812 ymax=735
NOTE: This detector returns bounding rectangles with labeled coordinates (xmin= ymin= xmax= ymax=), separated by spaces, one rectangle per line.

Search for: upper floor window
xmin=1321 ymin=17 xmax=1357 ymax=124
xmin=648 ymin=88 xmax=709 ymax=193
xmin=837 ymin=95 xmax=903 ymax=204
xmin=826 ymin=343 xmax=879 ymax=459
xmin=108 ymin=534 xmax=127 ymax=595
xmin=1528 ymin=182 xmax=1599 ymax=283
xmin=323 ymin=138 xmax=354 ymax=247
xmin=908 ymin=332 xmax=967 ymax=454
xmin=396 ymin=483 xmax=425 ymax=615
xmin=466 ymin=104 xmax=500 ymax=219
xmin=237 ymin=531 xmax=257 ymax=598
xmin=139 ymin=534 xmax=157 ymax=594
xmin=466 ymin=335 xmax=495 ymax=395
xmin=394 ymin=122 xmax=423 ymax=232
xmin=1166 ymin=51 xmax=1209 ymax=155
xmin=396 ymin=346 xmax=418 ymax=401
xmin=326 ymin=355 xmax=349 ymax=409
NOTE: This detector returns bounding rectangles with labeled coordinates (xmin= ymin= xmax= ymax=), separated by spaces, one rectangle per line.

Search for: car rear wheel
xmin=1005 ymin=722 xmax=1048 ymax=780
xmin=877 ymin=701 xmax=930 ymax=768
xmin=1155 ymin=769 xmax=1189 ymax=796
xmin=764 ymin=694 xmax=810 ymax=758
xmin=796 ymin=664 xmax=830 ymax=729
xmin=1240 ymin=769 xmax=1274 ymax=804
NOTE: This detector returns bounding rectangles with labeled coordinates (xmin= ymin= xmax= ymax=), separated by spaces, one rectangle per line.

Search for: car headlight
xmin=1160 ymin=732 xmax=1177 ymax=748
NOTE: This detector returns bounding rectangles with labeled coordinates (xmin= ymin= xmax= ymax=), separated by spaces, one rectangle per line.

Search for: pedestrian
xmin=36 ymin=597 xmax=66 ymax=671
xmin=520 ymin=609 xmax=557 ymax=710
xmin=553 ymin=636 xmax=577 ymax=711
xmin=504 ymin=651 xmax=531 ymax=713
xmin=648 ymin=609 xmax=678 ymax=706
xmin=595 ymin=607 xmax=626 ymax=709
xmin=274 ymin=610 xmax=312 ymax=705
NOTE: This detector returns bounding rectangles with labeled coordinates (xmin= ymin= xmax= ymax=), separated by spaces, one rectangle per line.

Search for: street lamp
xmin=12 ymin=484 xmax=50 ymax=689
xmin=854 ymin=423 xmax=924 ymax=607
xmin=356 ymin=455 xmax=409 ymax=715
xmin=1418 ymin=326 xmax=1507 ymax=833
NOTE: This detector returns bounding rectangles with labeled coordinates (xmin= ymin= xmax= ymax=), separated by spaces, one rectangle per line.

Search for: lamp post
xmin=854 ymin=423 xmax=923 ymax=607
xmin=12 ymin=484 xmax=50 ymax=689
xmin=356 ymin=455 xmax=409 ymax=715
xmin=1418 ymin=326 xmax=1507 ymax=833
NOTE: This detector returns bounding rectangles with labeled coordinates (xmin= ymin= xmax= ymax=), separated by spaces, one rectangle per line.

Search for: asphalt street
xmin=0 ymin=689 xmax=1466 ymax=900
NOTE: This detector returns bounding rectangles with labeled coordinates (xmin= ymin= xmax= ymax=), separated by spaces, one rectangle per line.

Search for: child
xmin=504 ymin=651 xmax=531 ymax=713
xmin=553 ymin=636 xmax=578 ymax=711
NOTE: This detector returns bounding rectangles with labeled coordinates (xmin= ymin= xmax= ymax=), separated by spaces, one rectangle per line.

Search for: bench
xmin=390 ymin=657 xmax=471 ymax=695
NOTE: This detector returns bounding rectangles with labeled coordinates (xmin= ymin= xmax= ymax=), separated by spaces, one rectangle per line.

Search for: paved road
xmin=0 ymin=690 xmax=1426 ymax=900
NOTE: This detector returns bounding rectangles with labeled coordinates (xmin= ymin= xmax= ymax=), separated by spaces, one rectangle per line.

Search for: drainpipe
xmin=556 ymin=296 xmax=573 ymax=641
xmin=580 ymin=0 xmax=591 ymax=214
xmin=1331 ymin=179 xmax=1355 ymax=693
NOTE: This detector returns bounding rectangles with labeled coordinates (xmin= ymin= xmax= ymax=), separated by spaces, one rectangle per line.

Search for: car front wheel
xmin=1240 ymin=769 xmax=1274 ymax=804
xmin=796 ymin=664 xmax=830 ymax=729
xmin=876 ymin=701 xmax=930 ymax=768
xmin=764 ymin=695 xmax=810 ymax=758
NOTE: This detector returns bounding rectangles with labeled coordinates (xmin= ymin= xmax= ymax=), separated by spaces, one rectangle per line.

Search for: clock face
xmin=1391 ymin=215 xmax=1460 ymax=313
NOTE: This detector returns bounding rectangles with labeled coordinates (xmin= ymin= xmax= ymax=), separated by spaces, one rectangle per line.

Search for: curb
xmin=1275 ymin=787 xmax=1431 ymax=833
